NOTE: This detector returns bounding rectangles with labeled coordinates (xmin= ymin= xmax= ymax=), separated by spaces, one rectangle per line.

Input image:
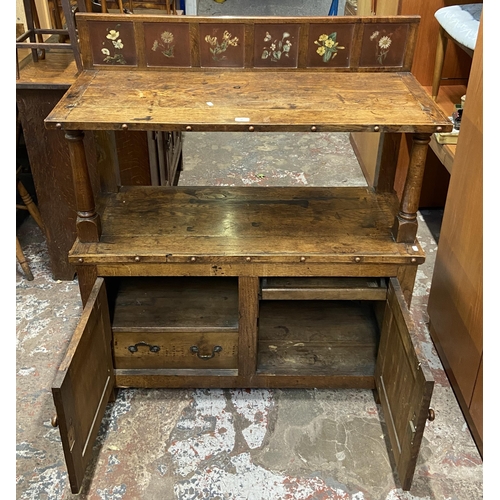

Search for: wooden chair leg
xmin=16 ymin=236 xmax=34 ymax=281
xmin=432 ymin=26 xmax=448 ymax=101
xmin=17 ymin=179 xmax=45 ymax=232
xmin=30 ymin=0 xmax=46 ymax=60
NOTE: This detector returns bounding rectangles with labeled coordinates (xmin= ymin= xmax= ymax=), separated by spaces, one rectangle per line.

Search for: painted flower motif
xmin=161 ymin=31 xmax=174 ymax=44
xmin=369 ymin=30 xmax=394 ymax=64
xmin=152 ymin=31 xmax=175 ymax=58
xmin=261 ymin=31 xmax=292 ymax=62
xmin=205 ymin=35 xmax=217 ymax=46
xmin=102 ymin=24 xmax=127 ymax=64
xmin=204 ymin=31 xmax=239 ymax=61
xmin=314 ymin=32 xmax=345 ymax=63
xmin=378 ymin=36 xmax=391 ymax=49
xmin=106 ymin=30 xmax=120 ymax=41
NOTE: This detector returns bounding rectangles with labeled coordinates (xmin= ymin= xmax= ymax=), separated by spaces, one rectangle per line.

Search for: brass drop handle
xmin=190 ymin=345 xmax=222 ymax=360
xmin=128 ymin=342 xmax=160 ymax=353
xmin=51 ymin=415 xmax=58 ymax=427
xmin=427 ymin=408 xmax=435 ymax=421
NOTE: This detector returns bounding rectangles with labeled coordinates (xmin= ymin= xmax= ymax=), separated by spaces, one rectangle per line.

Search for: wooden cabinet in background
xmin=16 ymin=52 xmax=182 ymax=280
xmin=427 ymin=17 xmax=483 ymax=456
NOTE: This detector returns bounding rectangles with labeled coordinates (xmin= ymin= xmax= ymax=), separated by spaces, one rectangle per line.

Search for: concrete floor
xmin=15 ymin=1 xmax=483 ymax=499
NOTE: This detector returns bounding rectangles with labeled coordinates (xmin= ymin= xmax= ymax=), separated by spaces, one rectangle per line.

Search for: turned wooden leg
xmin=17 ymin=179 xmax=45 ymax=232
xmin=16 ymin=236 xmax=34 ymax=281
xmin=65 ymin=130 xmax=101 ymax=243
xmin=392 ymin=133 xmax=431 ymax=244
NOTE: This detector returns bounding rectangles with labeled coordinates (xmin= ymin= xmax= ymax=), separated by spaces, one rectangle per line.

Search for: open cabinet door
xmin=375 ymin=278 xmax=434 ymax=490
xmin=52 ymin=278 xmax=115 ymax=493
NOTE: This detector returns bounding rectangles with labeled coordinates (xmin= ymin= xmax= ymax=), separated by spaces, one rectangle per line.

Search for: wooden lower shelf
xmin=69 ymin=186 xmax=424 ymax=267
xmin=258 ymin=300 xmax=380 ymax=376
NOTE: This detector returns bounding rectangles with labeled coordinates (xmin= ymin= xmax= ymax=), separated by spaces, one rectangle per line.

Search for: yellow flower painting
xmin=314 ymin=32 xmax=345 ymax=63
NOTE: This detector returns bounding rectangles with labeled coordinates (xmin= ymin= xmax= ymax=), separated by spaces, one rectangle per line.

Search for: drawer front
xmin=114 ymin=331 xmax=238 ymax=369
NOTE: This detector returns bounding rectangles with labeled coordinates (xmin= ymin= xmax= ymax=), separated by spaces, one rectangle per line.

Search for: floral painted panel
xmin=359 ymin=23 xmax=409 ymax=67
xmin=306 ymin=24 xmax=354 ymax=68
xmin=144 ymin=23 xmax=191 ymax=67
xmin=88 ymin=21 xmax=137 ymax=66
xmin=199 ymin=24 xmax=245 ymax=67
xmin=253 ymin=24 xmax=299 ymax=68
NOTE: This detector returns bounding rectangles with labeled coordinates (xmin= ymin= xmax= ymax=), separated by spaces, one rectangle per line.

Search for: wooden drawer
xmin=110 ymin=276 xmax=239 ymax=370
xmin=261 ymin=277 xmax=387 ymax=301
xmin=113 ymin=331 xmax=238 ymax=369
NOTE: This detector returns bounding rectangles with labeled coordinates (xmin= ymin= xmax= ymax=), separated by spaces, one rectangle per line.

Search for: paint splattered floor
xmin=16 ymin=127 xmax=483 ymax=499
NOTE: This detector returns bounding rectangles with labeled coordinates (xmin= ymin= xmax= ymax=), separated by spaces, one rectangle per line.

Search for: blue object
xmin=328 ymin=0 xmax=339 ymax=16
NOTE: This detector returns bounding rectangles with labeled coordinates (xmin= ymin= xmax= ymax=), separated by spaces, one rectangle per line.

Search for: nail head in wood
xmin=122 ymin=124 xmax=128 ymax=130
xmin=186 ymin=125 xmax=192 ymax=131
xmin=78 ymin=258 xmax=84 ymax=263
xmin=411 ymin=257 xmax=417 ymax=263
xmin=300 ymin=256 xmax=306 ymax=262
xmin=248 ymin=126 xmax=255 ymax=132
xmin=56 ymin=123 xmax=62 ymax=129
xmin=190 ymin=256 xmax=196 ymax=262
xmin=134 ymin=256 xmax=140 ymax=262
xmin=374 ymin=126 xmax=380 ymax=132
xmin=311 ymin=126 xmax=317 ymax=132
xmin=354 ymin=257 xmax=361 ymax=263
xmin=246 ymin=257 xmax=251 ymax=262
xmin=436 ymin=126 xmax=443 ymax=132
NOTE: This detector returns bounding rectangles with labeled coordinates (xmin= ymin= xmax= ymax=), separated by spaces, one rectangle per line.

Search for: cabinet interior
xmin=105 ymin=275 xmax=386 ymax=379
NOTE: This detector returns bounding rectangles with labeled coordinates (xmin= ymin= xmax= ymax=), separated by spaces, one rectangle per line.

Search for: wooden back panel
xmin=76 ymin=13 xmax=420 ymax=72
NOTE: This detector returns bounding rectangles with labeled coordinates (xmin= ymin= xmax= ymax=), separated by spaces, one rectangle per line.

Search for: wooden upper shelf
xmin=44 ymin=14 xmax=452 ymax=133
xmin=45 ymin=70 xmax=451 ymax=132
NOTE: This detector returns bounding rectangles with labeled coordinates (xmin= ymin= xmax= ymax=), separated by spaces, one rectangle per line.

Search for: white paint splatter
xmin=17 ymin=367 xmax=36 ymax=376
xmin=230 ymin=389 xmax=273 ymax=449
xmin=175 ymin=452 xmax=363 ymax=499
xmin=19 ymin=464 xmax=67 ymax=500
xmin=96 ymin=483 xmax=127 ymax=499
xmin=168 ymin=389 xmax=235 ymax=476
xmin=385 ymin=489 xmax=433 ymax=500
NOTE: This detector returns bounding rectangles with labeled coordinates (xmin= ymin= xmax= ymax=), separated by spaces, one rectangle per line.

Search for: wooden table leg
xmin=391 ymin=133 xmax=431 ymax=243
xmin=65 ymin=130 xmax=101 ymax=243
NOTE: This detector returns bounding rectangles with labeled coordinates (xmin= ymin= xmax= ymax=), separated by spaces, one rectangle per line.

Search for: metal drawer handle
xmin=128 ymin=342 xmax=160 ymax=353
xmin=190 ymin=345 xmax=222 ymax=360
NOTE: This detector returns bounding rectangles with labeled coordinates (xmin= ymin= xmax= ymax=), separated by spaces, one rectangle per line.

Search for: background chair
xmin=431 ymin=3 xmax=482 ymax=101
xmin=16 ymin=112 xmax=45 ymax=281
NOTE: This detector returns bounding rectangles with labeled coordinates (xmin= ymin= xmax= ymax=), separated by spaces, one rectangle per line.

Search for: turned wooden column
xmin=391 ymin=133 xmax=431 ymax=243
xmin=65 ymin=130 xmax=101 ymax=242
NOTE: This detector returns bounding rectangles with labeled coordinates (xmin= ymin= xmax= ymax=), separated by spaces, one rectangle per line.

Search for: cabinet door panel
xmin=375 ymin=278 xmax=434 ymax=490
xmin=52 ymin=278 xmax=115 ymax=494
